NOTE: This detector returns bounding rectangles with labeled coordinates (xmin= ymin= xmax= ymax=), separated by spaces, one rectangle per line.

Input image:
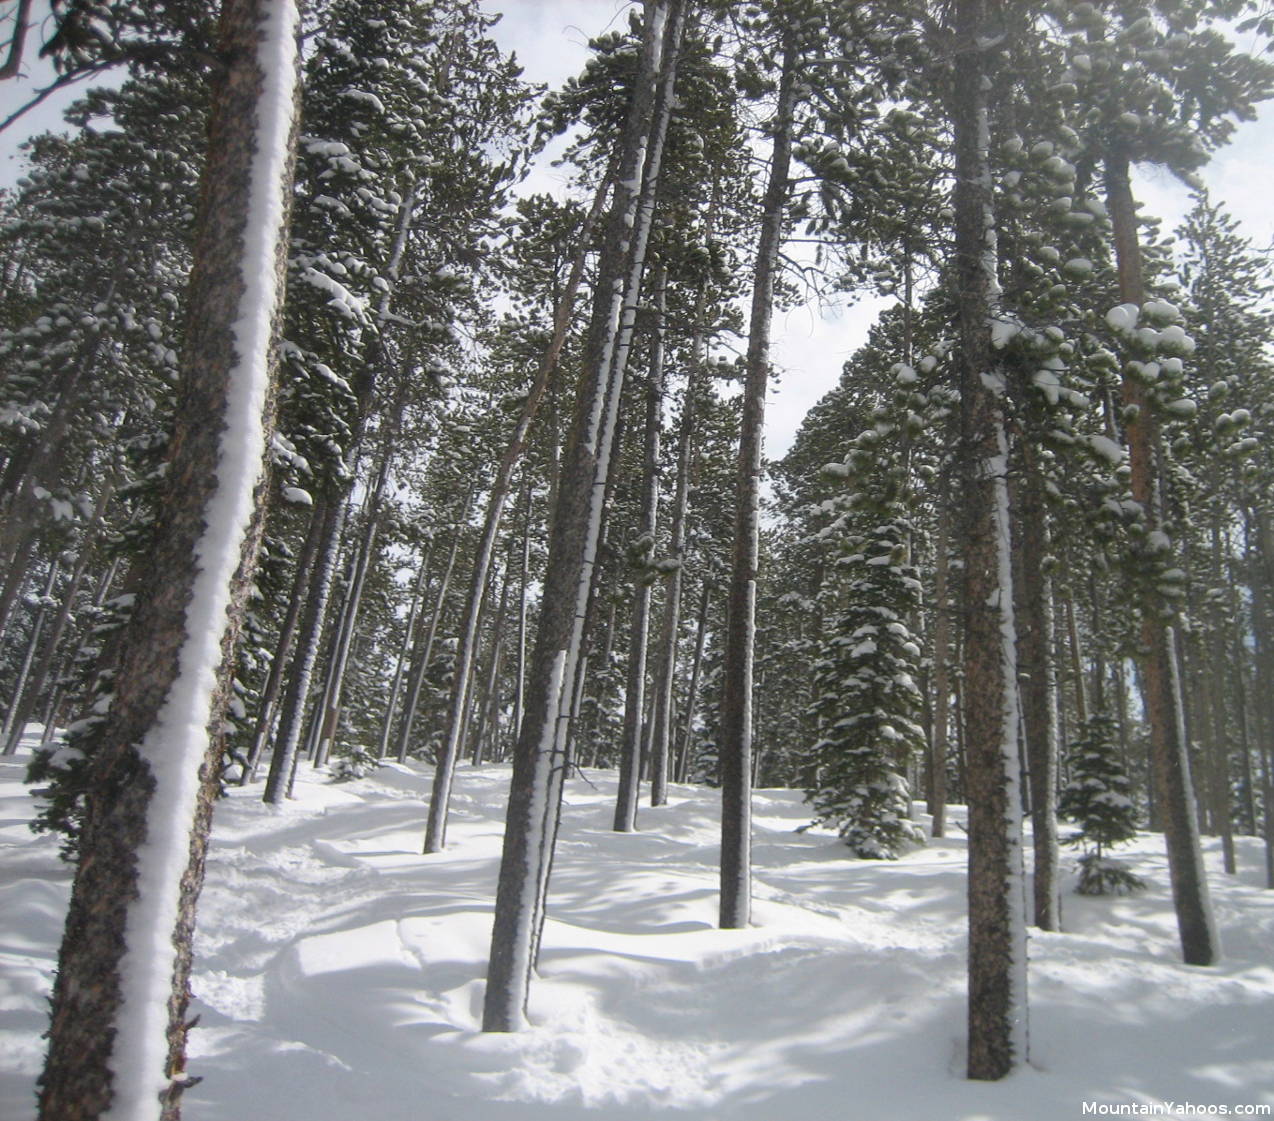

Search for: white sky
xmin=3 ymin=1 xmax=1270 ymax=458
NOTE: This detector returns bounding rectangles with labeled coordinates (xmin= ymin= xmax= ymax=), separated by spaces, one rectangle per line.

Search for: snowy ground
xmin=3 ymin=740 xmax=1273 ymax=1121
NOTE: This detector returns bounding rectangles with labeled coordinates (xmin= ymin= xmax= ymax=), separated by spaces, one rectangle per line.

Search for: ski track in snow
xmin=3 ymin=739 xmax=1274 ymax=1120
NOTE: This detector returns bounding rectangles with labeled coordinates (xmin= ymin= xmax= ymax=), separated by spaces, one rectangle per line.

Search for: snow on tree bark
xmin=950 ymin=0 xmax=1029 ymax=1081
xmin=1104 ymin=145 xmax=1219 ymax=965
xmin=36 ymin=2 xmax=302 ymax=1118
xmin=482 ymin=0 xmax=686 ymax=1032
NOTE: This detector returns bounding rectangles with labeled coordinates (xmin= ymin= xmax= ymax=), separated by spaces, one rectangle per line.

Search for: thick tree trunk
xmin=482 ymin=0 xmax=685 ymax=1032
xmin=719 ymin=37 xmax=796 ymax=931
xmin=1105 ymin=147 xmax=1219 ymax=965
xmin=37 ymin=4 xmax=301 ymax=1116
xmin=950 ymin=0 xmax=1029 ymax=1080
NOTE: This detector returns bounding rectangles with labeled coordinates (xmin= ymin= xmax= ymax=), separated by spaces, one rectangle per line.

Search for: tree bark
xmin=482 ymin=0 xmax=685 ymax=1032
xmin=718 ymin=34 xmax=796 ymax=931
xmin=1014 ymin=467 xmax=1060 ymax=931
xmin=262 ymin=490 xmax=347 ymax=803
xmin=1105 ymin=146 xmax=1219 ymax=965
xmin=37 ymin=4 xmax=301 ymax=1116
xmin=950 ymin=0 xmax=1029 ymax=1080
xmin=929 ymin=504 xmax=952 ymax=838
xmin=423 ymin=172 xmax=611 ymax=852
xmin=614 ymin=266 xmax=667 ymax=832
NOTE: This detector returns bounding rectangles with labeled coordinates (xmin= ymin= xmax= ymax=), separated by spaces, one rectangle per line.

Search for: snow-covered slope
xmin=2 ymin=746 xmax=1272 ymax=1120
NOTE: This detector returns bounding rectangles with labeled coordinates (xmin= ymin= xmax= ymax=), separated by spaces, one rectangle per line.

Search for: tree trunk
xmin=482 ymin=0 xmax=685 ymax=1032
xmin=263 ymin=490 xmax=347 ymax=803
xmin=243 ymin=492 xmax=329 ymax=781
xmin=950 ymin=0 xmax=1029 ymax=1080
xmin=1014 ymin=466 xmax=1061 ymax=931
xmin=929 ymin=504 xmax=952 ymax=838
xmin=719 ymin=34 xmax=796 ymax=931
xmin=676 ymin=578 xmax=710 ymax=783
xmin=424 ymin=170 xmax=611 ymax=852
xmin=615 ymin=266 xmax=667 ymax=831
xmin=1 ymin=558 xmax=60 ymax=749
xmin=394 ymin=481 xmax=475 ymax=764
xmin=648 ymin=269 xmax=711 ymax=807
xmin=376 ymin=544 xmax=432 ymax=760
xmin=1105 ymin=146 xmax=1219 ymax=965
xmin=37 ymin=4 xmax=301 ymax=1116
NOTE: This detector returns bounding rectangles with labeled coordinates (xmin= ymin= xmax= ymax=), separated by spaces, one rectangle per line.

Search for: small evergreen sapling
xmin=1060 ymin=714 xmax=1145 ymax=896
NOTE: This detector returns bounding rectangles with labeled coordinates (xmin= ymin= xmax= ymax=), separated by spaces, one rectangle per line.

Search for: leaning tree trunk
xmin=718 ymin=33 xmax=796 ymax=931
xmin=1105 ymin=145 xmax=1219 ymax=965
xmin=423 ymin=170 xmax=611 ymax=854
xmin=37 ymin=4 xmax=302 ymax=1117
xmin=675 ymin=578 xmax=710 ymax=784
xmin=950 ymin=0 xmax=1029 ymax=1081
xmin=482 ymin=0 xmax=685 ymax=1033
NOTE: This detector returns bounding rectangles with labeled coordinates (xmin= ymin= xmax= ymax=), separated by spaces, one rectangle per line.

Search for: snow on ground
xmin=3 ymin=737 xmax=1273 ymax=1121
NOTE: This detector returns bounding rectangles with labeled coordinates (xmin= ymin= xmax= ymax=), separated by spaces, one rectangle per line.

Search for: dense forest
xmin=2 ymin=0 xmax=1274 ymax=1118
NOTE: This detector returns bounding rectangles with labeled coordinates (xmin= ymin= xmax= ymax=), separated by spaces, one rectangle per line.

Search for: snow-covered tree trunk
xmin=482 ymin=0 xmax=686 ymax=1032
xmin=1104 ymin=145 xmax=1219 ymax=965
xmin=614 ymin=266 xmax=668 ymax=832
xmin=718 ymin=34 xmax=796 ymax=931
xmin=36 ymin=2 xmax=302 ymax=1116
xmin=423 ymin=170 xmax=611 ymax=854
xmin=950 ymin=0 xmax=1029 ymax=1080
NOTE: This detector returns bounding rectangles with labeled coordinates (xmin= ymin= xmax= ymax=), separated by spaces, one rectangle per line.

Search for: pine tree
xmin=806 ymin=501 xmax=926 ymax=859
xmin=1061 ymin=713 xmax=1146 ymax=895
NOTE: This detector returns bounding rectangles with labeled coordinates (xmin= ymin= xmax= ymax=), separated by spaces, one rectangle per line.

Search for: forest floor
xmin=3 ymin=739 xmax=1273 ymax=1121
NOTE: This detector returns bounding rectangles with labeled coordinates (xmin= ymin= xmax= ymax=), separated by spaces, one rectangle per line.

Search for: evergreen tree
xmin=1060 ymin=713 xmax=1146 ymax=895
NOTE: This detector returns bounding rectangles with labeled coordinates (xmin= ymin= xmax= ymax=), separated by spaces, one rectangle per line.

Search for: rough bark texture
xmin=950 ymin=0 xmax=1029 ymax=1081
xmin=36 ymin=2 xmax=301 ymax=1116
xmin=482 ymin=0 xmax=684 ymax=1032
xmin=1105 ymin=147 xmax=1219 ymax=965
